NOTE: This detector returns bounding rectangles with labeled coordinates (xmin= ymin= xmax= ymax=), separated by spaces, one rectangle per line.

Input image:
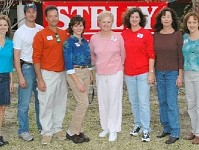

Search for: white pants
xmin=38 ymin=70 xmax=67 ymax=136
xmin=96 ymin=70 xmax=123 ymax=133
xmin=185 ymin=71 xmax=199 ymax=136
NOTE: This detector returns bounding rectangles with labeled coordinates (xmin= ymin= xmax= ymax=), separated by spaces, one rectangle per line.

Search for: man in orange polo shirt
xmin=32 ymin=5 xmax=68 ymax=145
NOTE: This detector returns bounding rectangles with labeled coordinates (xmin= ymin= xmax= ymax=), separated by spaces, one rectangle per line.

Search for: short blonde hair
xmin=97 ymin=11 xmax=114 ymax=23
xmin=0 ymin=14 xmax=11 ymax=37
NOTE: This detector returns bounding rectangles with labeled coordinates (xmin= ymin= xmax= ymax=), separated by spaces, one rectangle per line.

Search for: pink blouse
xmin=90 ymin=32 xmax=125 ymax=75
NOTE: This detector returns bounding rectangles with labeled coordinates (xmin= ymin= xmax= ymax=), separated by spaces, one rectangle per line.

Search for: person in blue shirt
xmin=0 ymin=14 xmax=13 ymax=147
xmin=64 ymin=15 xmax=93 ymax=144
xmin=182 ymin=11 xmax=199 ymax=144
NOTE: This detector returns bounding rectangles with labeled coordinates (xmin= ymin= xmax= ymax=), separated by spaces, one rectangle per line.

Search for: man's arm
xmin=34 ymin=63 xmax=46 ymax=92
xmin=14 ymin=49 xmax=27 ymax=88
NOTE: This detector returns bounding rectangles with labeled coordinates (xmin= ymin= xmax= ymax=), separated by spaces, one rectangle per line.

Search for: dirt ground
xmin=1 ymin=75 xmax=199 ymax=150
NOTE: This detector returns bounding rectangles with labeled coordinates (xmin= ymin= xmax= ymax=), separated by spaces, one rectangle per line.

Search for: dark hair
xmin=68 ymin=15 xmax=85 ymax=35
xmin=183 ymin=11 xmax=199 ymax=34
xmin=154 ymin=8 xmax=179 ymax=32
xmin=44 ymin=5 xmax=58 ymax=17
xmin=123 ymin=7 xmax=146 ymax=28
xmin=0 ymin=15 xmax=11 ymax=37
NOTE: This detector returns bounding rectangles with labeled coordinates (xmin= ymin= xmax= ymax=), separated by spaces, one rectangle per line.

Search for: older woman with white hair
xmin=90 ymin=11 xmax=125 ymax=142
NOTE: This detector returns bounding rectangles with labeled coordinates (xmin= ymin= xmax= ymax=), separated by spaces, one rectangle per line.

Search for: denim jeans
xmin=18 ymin=64 xmax=41 ymax=134
xmin=156 ymin=70 xmax=180 ymax=138
xmin=125 ymin=73 xmax=150 ymax=132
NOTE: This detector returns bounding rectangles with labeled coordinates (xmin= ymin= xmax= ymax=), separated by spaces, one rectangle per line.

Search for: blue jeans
xmin=125 ymin=73 xmax=150 ymax=132
xmin=18 ymin=64 xmax=41 ymax=134
xmin=156 ymin=70 xmax=180 ymax=138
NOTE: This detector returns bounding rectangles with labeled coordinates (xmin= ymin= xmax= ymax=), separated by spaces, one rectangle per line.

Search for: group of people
xmin=0 ymin=2 xmax=199 ymax=147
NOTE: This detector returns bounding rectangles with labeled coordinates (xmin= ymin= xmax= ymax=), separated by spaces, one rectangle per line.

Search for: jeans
xmin=18 ymin=64 xmax=41 ymax=134
xmin=156 ymin=70 xmax=180 ymax=138
xmin=125 ymin=73 xmax=150 ymax=132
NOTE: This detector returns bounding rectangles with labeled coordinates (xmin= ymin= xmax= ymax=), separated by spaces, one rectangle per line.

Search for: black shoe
xmin=0 ymin=136 xmax=9 ymax=145
xmin=66 ymin=133 xmax=84 ymax=144
xmin=0 ymin=141 xmax=4 ymax=147
xmin=79 ymin=133 xmax=90 ymax=142
xmin=165 ymin=136 xmax=179 ymax=144
xmin=157 ymin=132 xmax=170 ymax=138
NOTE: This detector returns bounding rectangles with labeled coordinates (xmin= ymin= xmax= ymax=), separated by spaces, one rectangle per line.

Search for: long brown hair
xmin=0 ymin=14 xmax=11 ymax=37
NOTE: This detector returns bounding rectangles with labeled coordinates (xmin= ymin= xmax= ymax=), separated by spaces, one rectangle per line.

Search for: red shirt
xmin=122 ymin=28 xmax=155 ymax=76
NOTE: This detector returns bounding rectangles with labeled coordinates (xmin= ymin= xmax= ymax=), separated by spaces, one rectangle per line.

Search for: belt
xmin=74 ymin=65 xmax=89 ymax=69
xmin=20 ymin=59 xmax=33 ymax=66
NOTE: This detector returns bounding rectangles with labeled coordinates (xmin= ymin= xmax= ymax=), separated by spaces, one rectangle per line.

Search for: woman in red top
xmin=122 ymin=8 xmax=155 ymax=142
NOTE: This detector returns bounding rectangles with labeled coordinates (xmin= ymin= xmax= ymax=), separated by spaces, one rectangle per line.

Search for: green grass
xmin=1 ymin=74 xmax=198 ymax=150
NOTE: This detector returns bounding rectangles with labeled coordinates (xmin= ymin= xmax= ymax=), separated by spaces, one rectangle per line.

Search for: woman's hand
xmin=76 ymin=78 xmax=86 ymax=92
xmin=10 ymin=82 xmax=13 ymax=94
xmin=148 ymin=72 xmax=155 ymax=85
xmin=176 ymin=76 xmax=183 ymax=87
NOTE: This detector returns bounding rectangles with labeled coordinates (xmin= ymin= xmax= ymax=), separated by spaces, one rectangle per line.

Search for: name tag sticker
xmin=137 ymin=33 xmax=143 ymax=38
xmin=47 ymin=36 xmax=53 ymax=40
xmin=75 ymin=43 xmax=81 ymax=47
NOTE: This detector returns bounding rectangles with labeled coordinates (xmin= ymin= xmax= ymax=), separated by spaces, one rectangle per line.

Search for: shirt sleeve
xmin=13 ymin=32 xmax=23 ymax=50
xmin=63 ymin=40 xmax=75 ymax=74
xmin=145 ymin=31 xmax=155 ymax=59
xmin=32 ymin=32 xmax=44 ymax=64
xmin=177 ymin=31 xmax=184 ymax=69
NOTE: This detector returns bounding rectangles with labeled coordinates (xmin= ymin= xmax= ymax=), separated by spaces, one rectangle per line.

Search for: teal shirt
xmin=182 ymin=33 xmax=199 ymax=71
xmin=0 ymin=38 xmax=13 ymax=73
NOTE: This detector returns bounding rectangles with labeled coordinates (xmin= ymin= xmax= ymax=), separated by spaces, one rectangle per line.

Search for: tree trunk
xmin=192 ymin=0 xmax=199 ymax=13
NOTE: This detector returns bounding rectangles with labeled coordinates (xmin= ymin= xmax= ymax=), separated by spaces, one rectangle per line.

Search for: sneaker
xmin=99 ymin=130 xmax=109 ymax=138
xmin=41 ymin=135 xmax=52 ymax=145
xmin=130 ymin=125 xmax=140 ymax=136
xmin=142 ymin=132 xmax=150 ymax=142
xmin=53 ymin=131 xmax=66 ymax=140
xmin=19 ymin=132 xmax=34 ymax=141
xmin=109 ymin=132 xmax=117 ymax=142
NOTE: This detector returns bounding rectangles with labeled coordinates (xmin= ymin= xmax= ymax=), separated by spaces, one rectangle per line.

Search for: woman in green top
xmin=182 ymin=11 xmax=199 ymax=145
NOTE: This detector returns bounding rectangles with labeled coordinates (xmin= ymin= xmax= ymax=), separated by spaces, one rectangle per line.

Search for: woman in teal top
xmin=0 ymin=15 xmax=13 ymax=146
xmin=182 ymin=12 xmax=199 ymax=144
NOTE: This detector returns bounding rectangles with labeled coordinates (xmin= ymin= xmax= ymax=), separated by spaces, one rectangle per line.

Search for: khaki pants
xmin=67 ymin=68 xmax=91 ymax=134
xmin=185 ymin=71 xmax=199 ymax=136
xmin=38 ymin=70 xmax=67 ymax=136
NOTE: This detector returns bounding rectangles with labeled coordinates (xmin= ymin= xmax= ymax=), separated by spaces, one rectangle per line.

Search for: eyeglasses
xmin=55 ymin=33 xmax=61 ymax=43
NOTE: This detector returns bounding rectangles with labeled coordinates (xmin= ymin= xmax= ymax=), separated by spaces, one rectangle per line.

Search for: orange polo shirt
xmin=33 ymin=27 xmax=68 ymax=72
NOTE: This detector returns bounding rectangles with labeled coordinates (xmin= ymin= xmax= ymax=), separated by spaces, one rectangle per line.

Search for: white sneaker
xmin=19 ymin=132 xmax=34 ymax=141
xmin=109 ymin=132 xmax=117 ymax=142
xmin=99 ymin=130 xmax=109 ymax=138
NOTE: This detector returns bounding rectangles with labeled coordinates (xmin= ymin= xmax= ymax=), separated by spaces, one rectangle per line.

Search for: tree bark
xmin=192 ymin=0 xmax=199 ymax=13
